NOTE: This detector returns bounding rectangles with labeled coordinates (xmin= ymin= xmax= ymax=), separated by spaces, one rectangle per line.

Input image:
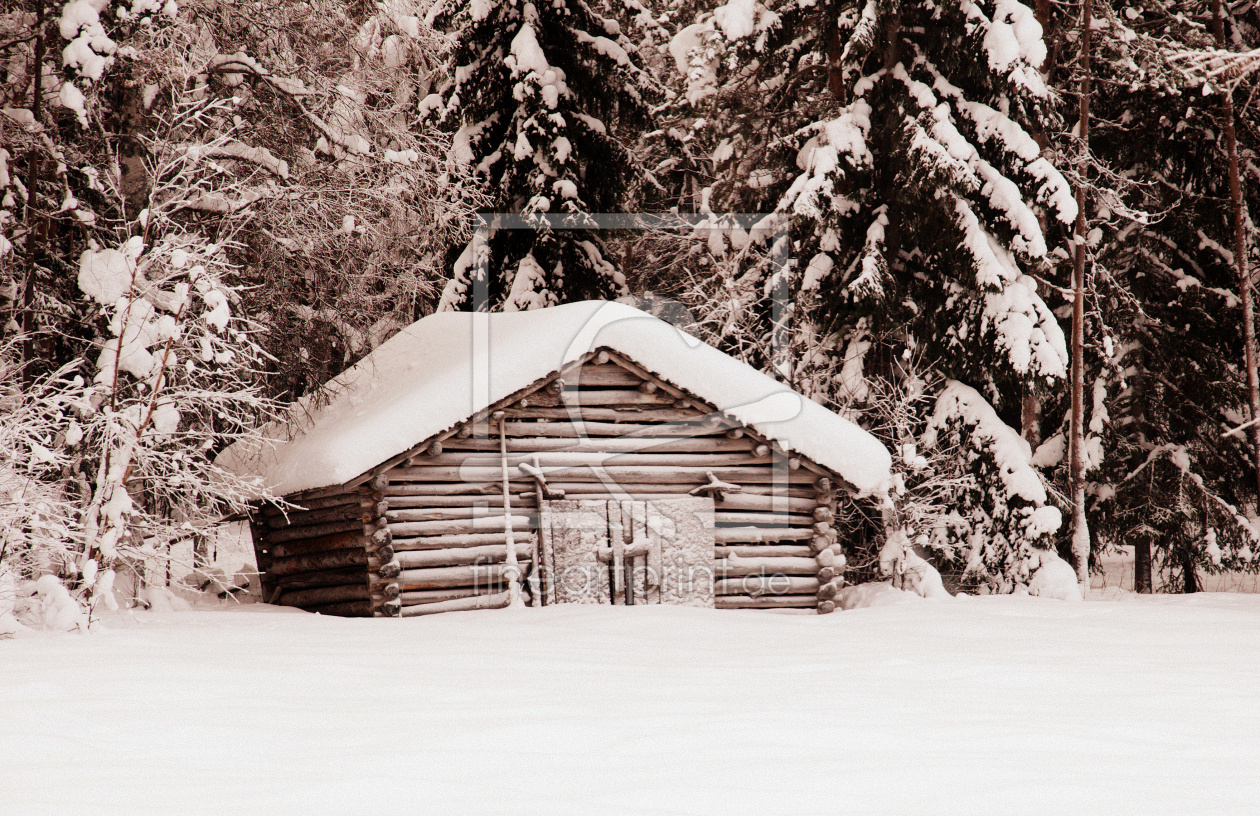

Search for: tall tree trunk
xmin=1213 ymin=1 xmax=1260 ymax=504
xmin=1068 ymin=0 xmax=1094 ymax=589
xmin=20 ymin=1 xmax=47 ymax=388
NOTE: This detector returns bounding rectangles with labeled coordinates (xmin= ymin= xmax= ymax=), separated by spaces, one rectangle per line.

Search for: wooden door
xmin=539 ymin=498 xmax=714 ymax=607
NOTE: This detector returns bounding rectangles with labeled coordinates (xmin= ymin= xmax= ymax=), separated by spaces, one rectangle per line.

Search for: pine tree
xmin=681 ymin=0 xmax=1076 ymax=398
xmin=653 ymin=0 xmax=1077 ymax=589
xmin=432 ymin=0 xmax=660 ymax=311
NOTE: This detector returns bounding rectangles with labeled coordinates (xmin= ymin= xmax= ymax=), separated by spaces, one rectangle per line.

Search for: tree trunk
xmin=20 ymin=1 xmax=47 ymax=388
xmin=1180 ymin=549 xmax=1200 ymax=594
xmin=1213 ymin=1 xmax=1260 ymax=504
xmin=1068 ymin=0 xmax=1094 ymax=590
xmin=1134 ymin=535 xmax=1152 ymax=594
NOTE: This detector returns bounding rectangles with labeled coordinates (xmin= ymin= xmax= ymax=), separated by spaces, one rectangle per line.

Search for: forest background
xmin=3 ymin=0 xmax=1260 ymax=620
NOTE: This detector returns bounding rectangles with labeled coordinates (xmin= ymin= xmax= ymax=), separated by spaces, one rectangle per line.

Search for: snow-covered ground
xmin=3 ymin=592 xmax=1259 ymax=815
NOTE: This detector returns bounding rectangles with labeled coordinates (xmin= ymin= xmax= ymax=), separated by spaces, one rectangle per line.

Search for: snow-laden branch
xmin=1169 ymin=46 xmax=1260 ymax=89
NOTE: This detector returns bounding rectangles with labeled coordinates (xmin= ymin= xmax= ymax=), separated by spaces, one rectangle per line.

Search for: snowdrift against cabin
xmin=217 ymin=301 xmax=893 ymax=498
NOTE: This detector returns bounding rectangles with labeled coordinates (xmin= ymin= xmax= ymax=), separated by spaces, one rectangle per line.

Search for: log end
xmin=816 ymin=599 xmax=836 ymax=615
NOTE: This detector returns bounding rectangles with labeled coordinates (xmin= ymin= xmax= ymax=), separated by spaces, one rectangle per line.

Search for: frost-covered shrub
xmin=3 ymin=0 xmax=475 ymax=625
xmin=918 ymin=381 xmax=1063 ymax=593
xmin=166 ymin=0 xmax=480 ymax=395
xmin=3 ymin=0 xmax=478 ymax=401
xmin=0 ymin=351 xmax=84 ymax=616
xmin=74 ymin=223 xmax=274 ymax=586
xmin=0 ymin=216 xmax=275 ymax=625
xmin=1027 ymin=550 xmax=1083 ymax=601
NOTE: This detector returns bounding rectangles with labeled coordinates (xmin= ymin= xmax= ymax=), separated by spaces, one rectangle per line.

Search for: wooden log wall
xmin=249 ymin=473 xmax=403 ymax=617
xmin=252 ymin=493 xmax=373 ymax=616
xmin=369 ymin=353 xmax=846 ymax=615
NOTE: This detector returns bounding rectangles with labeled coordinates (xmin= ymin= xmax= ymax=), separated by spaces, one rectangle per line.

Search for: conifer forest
xmin=4 ymin=0 xmax=1260 ymax=616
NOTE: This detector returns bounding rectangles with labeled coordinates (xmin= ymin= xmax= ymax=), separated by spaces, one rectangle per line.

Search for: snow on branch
xmin=1169 ymin=46 xmax=1260 ymax=89
xmin=919 ymin=380 xmax=1063 ymax=592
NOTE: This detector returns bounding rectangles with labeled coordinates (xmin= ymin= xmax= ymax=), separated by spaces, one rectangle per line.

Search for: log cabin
xmin=217 ymin=301 xmax=892 ymax=618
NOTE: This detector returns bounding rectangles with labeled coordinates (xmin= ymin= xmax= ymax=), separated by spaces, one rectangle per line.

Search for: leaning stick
xmin=497 ymin=411 xmax=523 ymax=608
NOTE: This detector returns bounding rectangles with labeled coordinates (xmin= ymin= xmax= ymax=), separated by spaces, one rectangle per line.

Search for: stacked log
xmin=381 ymin=475 xmax=535 ymax=612
xmin=362 ymin=474 xmax=401 ymax=617
xmin=380 ymin=357 xmax=840 ymax=613
xmin=811 ymin=477 xmax=844 ymax=614
xmin=252 ymin=492 xmax=377 ymax=617
xmin=711 ymin=474 xmax=849 ymax=611
xmin=400 ymin=589 xmax=513 ymax=617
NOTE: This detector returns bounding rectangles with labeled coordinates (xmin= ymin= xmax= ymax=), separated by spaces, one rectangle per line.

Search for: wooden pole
xmin=498 ymin=412 xmax=523 ymax=608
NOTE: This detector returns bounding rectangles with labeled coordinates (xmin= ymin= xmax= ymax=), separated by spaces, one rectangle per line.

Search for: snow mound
xmin=141 ymin=584 xmax=193 ymax=612
xmin=1027 ymin=551 xmax=1083 ymax=601
xmin=0 ymin=568 xmax=20 ymax=635
xmin=897 ymin=550 xmax=953 ymax=599
xmin=32 ymin=575 xmax=86 ymax=632
xmin=837 ymin=581 xmax=923 ymax=610
xmin=218 ymin=301 xmax=893 ymax=498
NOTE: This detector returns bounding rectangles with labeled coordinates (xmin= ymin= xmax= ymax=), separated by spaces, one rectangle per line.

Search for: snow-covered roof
xmin=217 ymin=301 xmax=892 ymax=498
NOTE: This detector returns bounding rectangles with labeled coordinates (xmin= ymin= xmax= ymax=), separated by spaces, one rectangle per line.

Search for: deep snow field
xmin=2 ymin=590 xmax=1259 ymax=815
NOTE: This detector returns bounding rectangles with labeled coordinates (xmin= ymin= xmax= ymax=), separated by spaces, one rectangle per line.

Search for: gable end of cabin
xmin=250 ymin=350 xmax=855 ymax=617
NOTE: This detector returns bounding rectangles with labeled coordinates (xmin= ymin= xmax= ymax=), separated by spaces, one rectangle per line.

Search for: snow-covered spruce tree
xmin=917 ymin=381 xmax=1067 ymax=593
xmin=694 ymin=0 xmax=1075 ymax=396
xmin=650 ymin=0 xmax=1077 ymax=589
xmin=430 ymin=0 xmax=660 ymax=310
